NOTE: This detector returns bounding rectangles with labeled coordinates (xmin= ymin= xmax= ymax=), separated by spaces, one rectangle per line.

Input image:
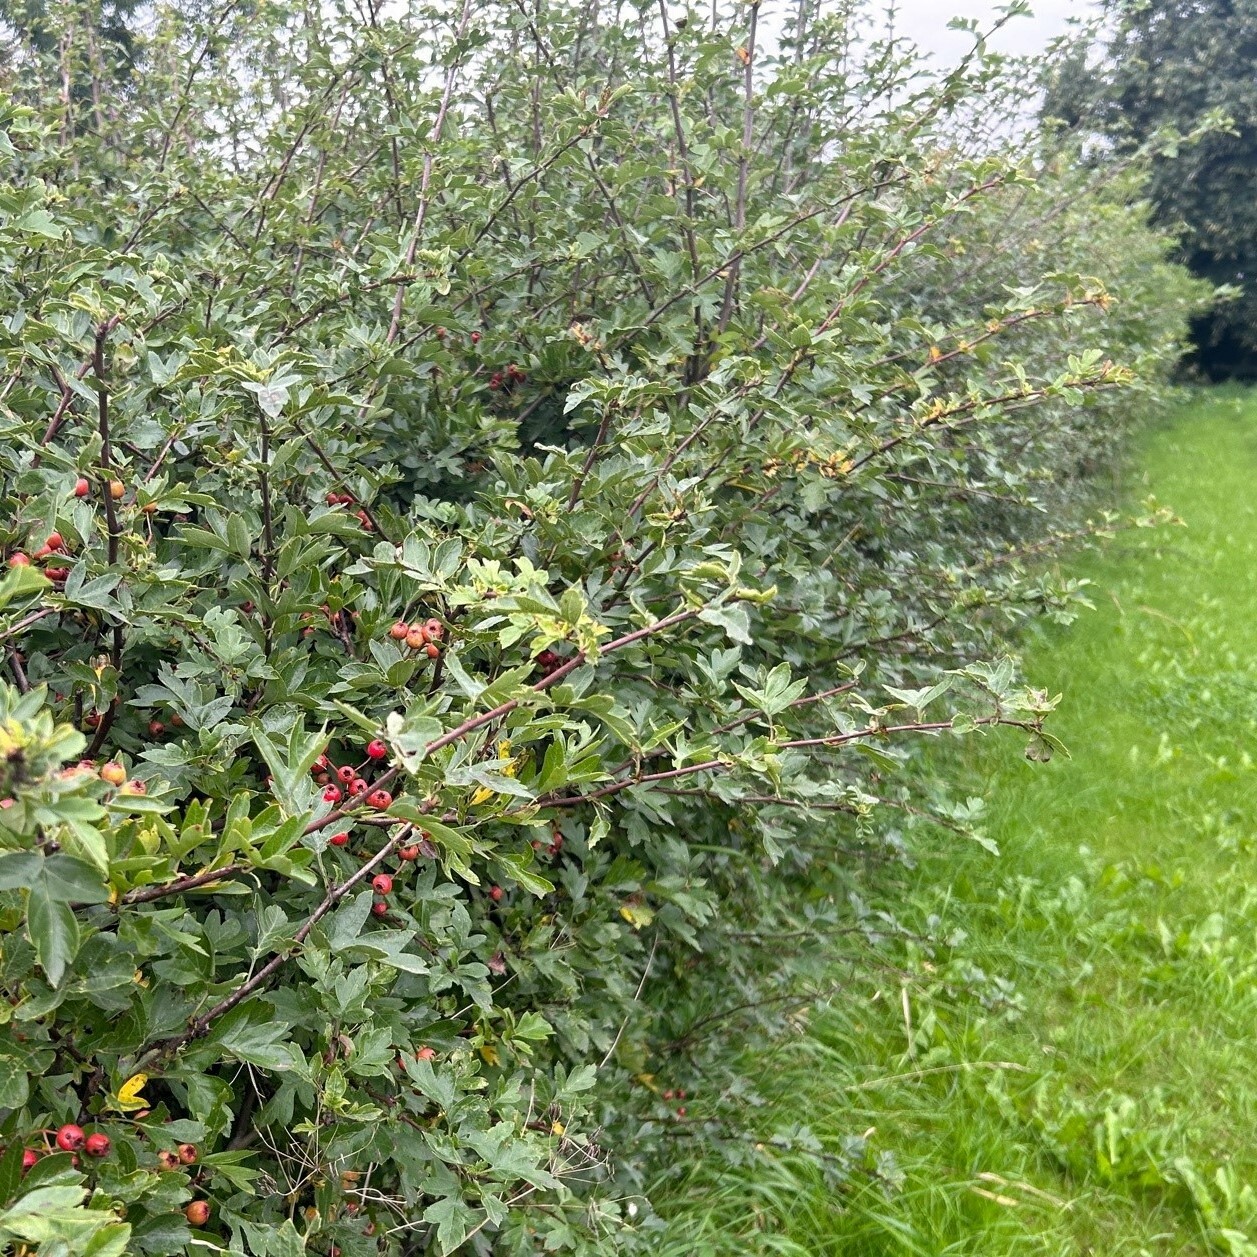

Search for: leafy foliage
xmin=1044 ymin=0 xmax=1252 ymax=368
xmin=0 ymin=1 xmax=1205 ymax=1253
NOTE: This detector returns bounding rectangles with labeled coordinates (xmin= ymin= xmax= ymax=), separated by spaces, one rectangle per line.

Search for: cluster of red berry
xmin=18 ymin=1124 xmax=212 ymax=1227
xmin=324 ymin=489 xmax=373 ymax=531
xmin=18 ymin=1124 xmax=214 ymax=1223
xmin=325 ymin=806 xmax=442 ymax=917
xmin=72 ymin=475 xmax=125 ymax=501
xmin=487 ymin=362 xmax=527 ymax=391
xmin=312 ymin=741 xmax=393 ymax=811
xmin=534 ymin=648 xmax=562 ymax=675
xmin=388 ymin=616 xmax=444 ymax=658
xmin=8 ymin=529 xmax=72 ymax=583
xmin=531 ymin=828 xmax=564 ymax=859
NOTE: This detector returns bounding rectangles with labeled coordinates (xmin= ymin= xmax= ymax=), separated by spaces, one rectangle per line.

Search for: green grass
xmin=652 ymin=389 xmax=1257 ymax=1256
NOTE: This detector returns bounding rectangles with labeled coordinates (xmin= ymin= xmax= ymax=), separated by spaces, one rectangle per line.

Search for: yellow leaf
xmin=479 ymin=1042 xmax=500 ymax=1066
xmin=619 ymin=903 xmax=654 ymax=930
xmin=115 ymin=1073 xmax=149 ymax=1111
xmin=551 ymin=1120 xmax=565 ymax=1137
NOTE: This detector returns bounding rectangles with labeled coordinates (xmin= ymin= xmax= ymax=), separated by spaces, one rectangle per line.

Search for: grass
xmin=650 ymin=388 xmax=1257 ymax=1256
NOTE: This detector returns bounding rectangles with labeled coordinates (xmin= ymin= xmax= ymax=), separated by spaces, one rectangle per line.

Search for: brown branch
xmin=303 ymin=606 xmax=707 ymax=838
xmin=92 ymin=320 xmax=125 ymax=672
xmin=543 ymin=714 xmax=1035 ymax=808
xmin=718 ymin=3 xmax=759 ymax=334
xmin=134 ymin=830 xmax=410 ymax=1071
xmin=121 ymin=864 xmax=243 ymax=907
xmin=385 ymin=0 xmax=474 ymax=347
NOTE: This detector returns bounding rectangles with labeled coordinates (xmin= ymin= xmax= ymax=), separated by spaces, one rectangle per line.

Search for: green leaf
xmin=697 ymin=603 xmax=752 ymax=645
xmin=0 ymin=1056 xmax=30 ymax=1112
xmin=0 ymin=1140 xmax=26 ymax=1206
xmin=42 ymin=854 xmax=109 ymax=903
xmin=0 ymin=1186 xmax=95 ymax=1244
xmin=422 ymin=1194 xmax=470 ymax=1254
xmin=27 ymin=883 xmax=80 ymax=986
xmin=326 ymin=889 xmax=374 ymax=951
xmin=210 ymin=1005 xmax=300 ymax=1071
xmin=0 ymin=852 xmax=43 ymax=891
xmin=0 ymin=564 xmax=49 ymax=612
xmin=496 ymin=851 xmax=554 ymax=897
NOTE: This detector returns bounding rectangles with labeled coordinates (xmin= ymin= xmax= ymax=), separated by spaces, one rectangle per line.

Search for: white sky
xmin=887 ymin=0 xmax=1097 ymax=62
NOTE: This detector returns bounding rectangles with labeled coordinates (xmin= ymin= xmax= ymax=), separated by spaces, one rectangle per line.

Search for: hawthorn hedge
xmin=0 ymin=1 xmax=1206 ymax=1254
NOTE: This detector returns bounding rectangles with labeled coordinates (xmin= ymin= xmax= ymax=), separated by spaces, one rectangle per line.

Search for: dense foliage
xmin=0 ymin=1 xmax=1205 ymax=1253
xmin=1045 ymin=0 xmax=1254 ymax=371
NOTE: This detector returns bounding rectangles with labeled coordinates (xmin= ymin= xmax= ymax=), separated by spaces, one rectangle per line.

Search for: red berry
xmin=322 ymin=784 xmax=342 ymax=804
xmin=435 ymin=326 xmax=446 ymax=339
xmin=366 ymin=739 xmax=387 ymax=760
xmin=406 ymin=627 xmax=428 ymax=650
xmin=336 ymin=764 xmax=355 ymax=784
xmin=45 ymin=567 xmax=69 ymax=582
xmin=489 ymin=885 xmax=503 ymax=902
xmin=367 ymin=789 xmax=392 ymax=810
xmin=329 ymin=831 xmax=349 ymax=847
xmin=56 ymin=1124 xmax=85 ymax=1152
xmin=148 ymin=719 xmax=165 ymax=736
xmin=7 ymin=553 xmax=29 ymax=568
xmin=489 ymin=372 xmax=503 ymax=389
xmin=21 ymin=1148 xmax=37 ymax=1171
xmin=46 ymin=531 xmax=64 ymax=551
xmin=185 ymin=1200 xmax=210 ymax=1226
xmin=423 ymin=618 xmax=444 ymax=640
xmin=157 ymin=1149 xmax=180 ymax=1171
xmin=371 ymin=900 xmax=388 ymax=917
xmin=398 ymin=844 xmax=420 ymax=861
xmin=470 ymin=331 xmax=481 ymax=344
xmin=73 ymin=477 xmax=90 ymax=498
xmin=326 ymin=491 xmax=340 ymax=505
xmin=389 ymin=621 xmax=410 ymax=640
xmin=372 ymin=873 xmax=393 ymax=895
xmin=356 ymin=509 xmax=372 ymax=531
xmin=348 ymin=777 xmax=368 ymax=796
xmin=676 ymin=1106 xmax=686 ymax=1117
xmin=84 ymin=1132 xmax=110 ymax=1157
xmin=178 ymin=1142 xmax=198 ymax=1165
xmin=425 ymin=642 xmax=440 ymax=659
xmin=313 ymin=753 xmax=330 ymax=773
xmin=416 ymin=1045 xmax=436 ymax=1061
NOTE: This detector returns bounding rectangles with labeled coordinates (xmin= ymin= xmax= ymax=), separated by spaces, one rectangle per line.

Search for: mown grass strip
xmin=654 ymin=388 xmax=1257 ymax=1255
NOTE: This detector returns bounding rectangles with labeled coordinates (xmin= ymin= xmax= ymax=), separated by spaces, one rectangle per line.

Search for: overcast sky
xmin=888 ymin=0 xmax=1097 ymax=62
